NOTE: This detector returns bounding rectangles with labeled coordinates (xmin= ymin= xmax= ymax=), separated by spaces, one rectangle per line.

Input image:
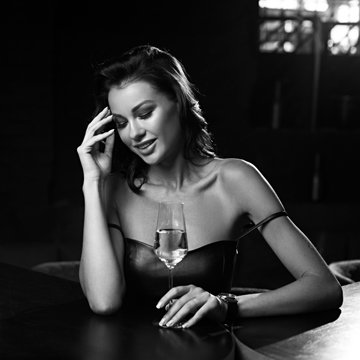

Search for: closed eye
xmin=113 ymin=117 xmax=128 ymax=129
xmin=138 ymin=110 xmax=153 ymax=120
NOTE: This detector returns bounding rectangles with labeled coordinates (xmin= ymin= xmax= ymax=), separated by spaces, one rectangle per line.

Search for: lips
xmin=135 ymin=139 xmax=156 ymax=150
xmin=134 ymin=139 xmax=157 ymax=155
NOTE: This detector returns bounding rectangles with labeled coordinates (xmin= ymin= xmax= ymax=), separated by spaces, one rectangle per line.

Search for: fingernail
xmin=156 ymin=302 xmax=162 ymax=309
xmin=159 ymin=318 xmax=166 ymax=326
xmin=166 ymin=321 xmax=174 ymax=327
xmin=181 ymin=323 xmax=188 ymax=329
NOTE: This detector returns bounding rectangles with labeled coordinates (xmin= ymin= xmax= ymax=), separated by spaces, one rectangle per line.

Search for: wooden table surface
xmin=265 ymin=282 xmax=360 ymax=359
xmin=234 ymin=282 xmax=360 ymax=359
xmin=1 ymin=262 xmax=359 ymax=359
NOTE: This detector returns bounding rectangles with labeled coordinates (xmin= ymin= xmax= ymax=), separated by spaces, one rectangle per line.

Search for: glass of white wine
xmin=154 ymin=201 xmax=188 ymax=328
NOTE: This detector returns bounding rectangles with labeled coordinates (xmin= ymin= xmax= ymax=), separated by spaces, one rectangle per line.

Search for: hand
xmin=77 ymin=107 xmax=115 ymax=181
xmin=156 ymin=285 xmax=227 ymax=329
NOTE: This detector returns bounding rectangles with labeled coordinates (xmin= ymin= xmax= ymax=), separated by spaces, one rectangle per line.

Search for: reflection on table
xmin=1 ymin=262 xmax=359 ymax=359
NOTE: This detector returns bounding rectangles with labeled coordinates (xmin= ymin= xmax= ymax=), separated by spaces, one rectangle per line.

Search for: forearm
xmin=236 ymin=274 xmax=343 ymax=318
xmin=80 ymin=180 xmax=125 ymax=313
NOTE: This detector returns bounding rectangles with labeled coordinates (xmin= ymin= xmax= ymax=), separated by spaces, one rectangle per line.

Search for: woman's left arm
xmin=156 ymin=160 xmax=343 ymax=327
xmin=236 ymin=215 xmax=343 ymax=317
xmin=230 ymin=160 xmax=343 ymax=317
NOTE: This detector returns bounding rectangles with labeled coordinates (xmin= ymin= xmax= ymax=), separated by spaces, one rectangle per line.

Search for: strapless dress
xmin=123 ymin=238 xmax=237 ymax=306
xmin=113 ymin=211 xmax=287 ymax=306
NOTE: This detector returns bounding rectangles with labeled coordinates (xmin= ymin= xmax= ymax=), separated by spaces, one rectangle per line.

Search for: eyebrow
xmin=112 ymin=100 xmax=155 ymax=119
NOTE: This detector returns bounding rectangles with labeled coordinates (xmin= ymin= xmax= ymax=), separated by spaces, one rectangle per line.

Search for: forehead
xmin=108 ymin=81 xmax=161 ymax=113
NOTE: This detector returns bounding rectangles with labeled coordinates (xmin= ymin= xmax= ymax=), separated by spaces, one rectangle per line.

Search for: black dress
xmin=123 ymin=238 xmax=237 ymax=306
xmin=113 ymin=211 xmax=287 ymax=306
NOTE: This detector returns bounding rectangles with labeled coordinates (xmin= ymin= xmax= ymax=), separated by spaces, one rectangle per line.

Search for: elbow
xmin=85 ymin=288 xmax=124 ymax=315
xmin=79 ymin=274 xmax=125 ymax=315
xmin=324 ymin=278 xmax=343 ymax=310
xmin=331 ymin=282 xmax=344 ymax=309
xmin=88 ymin=299 xmax=122 ymax=315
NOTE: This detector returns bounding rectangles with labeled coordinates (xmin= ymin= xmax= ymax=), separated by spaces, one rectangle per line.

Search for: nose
xmin=129 ymin=119 xmax=145 ymax=140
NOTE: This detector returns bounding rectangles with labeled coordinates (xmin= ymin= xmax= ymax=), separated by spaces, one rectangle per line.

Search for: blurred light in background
xmin=259 ymin=0 xmax=360 ymax=55
xmin=303 ymin=0 xmax=329 ymax=12
xmin=259 ymin=0 xmax=299 ymax=10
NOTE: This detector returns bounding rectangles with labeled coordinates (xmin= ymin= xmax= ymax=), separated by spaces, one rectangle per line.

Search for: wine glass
xmin=154 ymin=201 xmax=188 ymax=328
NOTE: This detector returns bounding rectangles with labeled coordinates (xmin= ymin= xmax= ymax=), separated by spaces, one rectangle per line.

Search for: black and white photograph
xmin=1 ymin=1 xmax=360 ymax=359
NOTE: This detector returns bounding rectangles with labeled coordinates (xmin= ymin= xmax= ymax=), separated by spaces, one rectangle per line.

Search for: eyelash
xmin=138 ymin=110 xmax=153 ymax=120
xmin=113 ymin=110 xmax=153 ymax=128
xmin=114 ymin=120 xmax=127 ymax=129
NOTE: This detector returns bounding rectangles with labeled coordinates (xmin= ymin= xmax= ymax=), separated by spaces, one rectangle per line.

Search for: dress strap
xmin=237 ymin=211 xmax=288 ymax=241
xmin=108 ymin=223 xmax=124 ymax=237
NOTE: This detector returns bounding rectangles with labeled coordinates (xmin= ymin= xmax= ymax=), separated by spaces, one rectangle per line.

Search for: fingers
xmin=103 ymin=131 xmax=115 ymax=157
xmin=161 ymin=294 xmax=205 ymax=328
xmin=88 ymin=107 xmax=110 ymax=128
xmin=88 ymin=129 xmax=115 ymax=148
xmin=82 ymin=105 xmax=113 ymax=139
xmin=76 ymin=107 xmax=115 ymax=179
xmin=78 ymin=129 xmax=115 ymax=154
xmin=157 ymin=286 xmax=221 ymax=329
xmin=156 ymin=285 xmax=193 ymax=309
xmin=164 ymin=295 xmax=218 ymax=329
xmin=79 ymin=107 xmax=114 ymax=154
xmin=181 ymin=300 xmax=216 ymax=328
xmin=84 ymin=114 xmax=113 ymax=142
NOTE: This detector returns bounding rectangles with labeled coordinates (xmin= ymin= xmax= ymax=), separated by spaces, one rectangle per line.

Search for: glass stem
xmin=168 ymin=268 xmax=173 ymax=290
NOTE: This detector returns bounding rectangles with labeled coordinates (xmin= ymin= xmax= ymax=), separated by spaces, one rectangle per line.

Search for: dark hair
xmin=93 ymin=45 xmax=216 ymax=192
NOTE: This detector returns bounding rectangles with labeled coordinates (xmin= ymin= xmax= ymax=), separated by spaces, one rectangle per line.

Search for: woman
xmin=77 ymin=45 xmax=342 ymax=329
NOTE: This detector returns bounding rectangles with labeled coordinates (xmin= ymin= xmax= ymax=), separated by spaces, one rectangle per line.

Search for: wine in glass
xmin=154 ymin=201 xmax=188 ymax=328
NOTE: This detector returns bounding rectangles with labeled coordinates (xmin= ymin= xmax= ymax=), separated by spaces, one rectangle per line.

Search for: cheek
xmin=162 ymin=117 xmax=182 ymax=141
xmin=118 ymin=130 xmax=131 ymax=147
xmin=157 ymin=109 xmax=181 ymax=136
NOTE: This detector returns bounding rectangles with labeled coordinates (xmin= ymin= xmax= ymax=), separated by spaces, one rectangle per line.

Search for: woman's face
xmin=108 ymin=81 xmax=183 ymax=166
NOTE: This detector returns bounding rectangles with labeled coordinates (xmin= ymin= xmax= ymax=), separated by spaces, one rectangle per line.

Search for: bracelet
xmin=216 ymin=293 xmax=238 ymax=323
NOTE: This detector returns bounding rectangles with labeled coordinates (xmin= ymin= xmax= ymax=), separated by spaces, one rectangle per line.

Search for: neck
xmin=148 ymin=154 xmax=193 ymax=192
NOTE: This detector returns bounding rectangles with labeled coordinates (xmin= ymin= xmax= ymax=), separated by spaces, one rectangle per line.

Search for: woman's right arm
xmin=77 ymin=107 xmax=125 ymax=314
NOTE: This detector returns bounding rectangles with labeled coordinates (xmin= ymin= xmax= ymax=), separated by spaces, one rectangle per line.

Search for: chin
xmin=137 ymin=153 xmax=162 ymax=166
xmin=136 ymin=145 xmax=167 ymax=166
xmin=141 ymin=158 xmax=158 ymax=166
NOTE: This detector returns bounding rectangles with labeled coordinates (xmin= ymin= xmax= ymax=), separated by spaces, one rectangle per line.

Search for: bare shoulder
xmin=215 ymin=157 xmax=284 ymax=218
xmin=215 ymin=157 xmax=262 ymax=185
xmin=210 ymin=157 xmax=262 ymax=203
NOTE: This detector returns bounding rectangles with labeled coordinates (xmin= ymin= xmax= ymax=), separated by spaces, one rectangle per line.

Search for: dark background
xmin=1 ymin=1 xmax=359 ymax=286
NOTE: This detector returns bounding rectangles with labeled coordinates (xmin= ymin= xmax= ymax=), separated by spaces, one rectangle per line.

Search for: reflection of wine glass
xmin=154 ymin=201 xmax=188 ymax=328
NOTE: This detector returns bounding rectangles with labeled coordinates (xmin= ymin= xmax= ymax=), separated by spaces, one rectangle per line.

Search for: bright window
xmin=259 ymin=0 xmax=360 ymax=55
